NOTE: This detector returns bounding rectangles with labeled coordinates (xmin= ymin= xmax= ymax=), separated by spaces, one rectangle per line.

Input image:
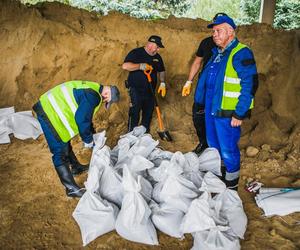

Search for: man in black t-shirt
xmin=182 ymin=14 xmax=230 ymax=155
xmin=122 ymin=35 xmax=166 ymax=133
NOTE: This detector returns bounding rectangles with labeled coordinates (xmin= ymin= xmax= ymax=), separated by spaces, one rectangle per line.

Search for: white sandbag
xmin=148 ymin=147 xmax=173 ymax=167
xmin=148 ymin=160 xmax=175 ymax=182
xmin=120 ymin=125 xmax=147 ymax=138
xmin=192 ymin=227 xmax=240 ymax=250
xmin=184 ymin=152 xmax=200 ymax=172
xmin=84 ymin=146 xmax=107 ymax=192
xmin=115 ymin=166 xmax=158 ymax=245
xmin=199 ymin=171 xmax=226 ymax=193
xmin=255 ymin=189 xmax=300 ymax=216
xmin=10 ymin=111 xmax=42 ymax=140
xmin=198 ymin=148 xmax=221 ymax=176
xmin=73 ymin=191 xmax=119 ymax=246
xmin=213 ymin=189 xmax=247 ymax=239
xmin=151 ymin=202 xmax=184 ymax=238
xmin=128 ymin=134 xmax=159 ymax=158
xmin=183 ymin=171 xmax=203 ymax=189
xmin=0 ymin=107 xmax=43 ymax=143
xmin=181 ymin=192 xmax=216 ymax=234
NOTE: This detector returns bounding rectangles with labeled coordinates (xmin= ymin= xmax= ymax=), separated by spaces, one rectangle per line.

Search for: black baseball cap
xmin=148 ymin=35 xmax=164 ymax=48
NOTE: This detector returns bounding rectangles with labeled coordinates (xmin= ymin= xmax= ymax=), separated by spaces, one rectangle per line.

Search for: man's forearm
xmin=188 ymin=57 xmax=202 ymax=81
xmin=122 ymin=62 xmax=140 ymax=71
xmin=158 ymin=71 xmax=165 ymax=82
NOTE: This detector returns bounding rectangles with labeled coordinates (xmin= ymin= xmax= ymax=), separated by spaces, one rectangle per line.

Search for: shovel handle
xmin=155 ymin=106 xmax=164 ymax=131
xmin=144 ymin=69 xmax=152 ymax=82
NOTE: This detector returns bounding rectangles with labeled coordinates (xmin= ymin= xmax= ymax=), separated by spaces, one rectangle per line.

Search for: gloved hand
xmin=139 ymin=63 xmax=153 ymax=71
xmin=83 ymin=141 xmax=94 ymax=149
xmin=157 ymin=82 xmax=166 ymax=97
xmin=182 ymin=80 xmax=192 ymax=96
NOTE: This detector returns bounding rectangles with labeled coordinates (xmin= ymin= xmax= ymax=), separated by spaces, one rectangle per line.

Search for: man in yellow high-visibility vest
xmin=33 ymin=81 xmax=120 ymax=197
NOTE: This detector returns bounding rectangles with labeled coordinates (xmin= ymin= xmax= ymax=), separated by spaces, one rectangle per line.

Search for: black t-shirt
xmin=196 ymin=36 xmax=216 ymax=70
xmin=124 ymin=47 xmax=165 ymax=94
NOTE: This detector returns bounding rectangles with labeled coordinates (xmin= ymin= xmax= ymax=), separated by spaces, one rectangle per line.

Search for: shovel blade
xmin=157 ymin=130 xmax=172 ymax=141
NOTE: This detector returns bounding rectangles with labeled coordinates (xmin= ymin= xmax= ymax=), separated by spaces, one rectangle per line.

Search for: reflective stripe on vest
xmin=221 ymin=43 xmax=254 ymax=110
xmin=40 ymin=81 xmax=102 ymax=142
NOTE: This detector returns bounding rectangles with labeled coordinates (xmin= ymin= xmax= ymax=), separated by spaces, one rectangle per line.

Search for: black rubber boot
xmin=225 ymin=177 xmax=240 ymax=191
xmin=55 ymin=164 xmax=85 ymax=198
xmin=69 ymin=149 xmax=89 ymax=176
xmin=192 ymin=141 xmax=208 ymax=156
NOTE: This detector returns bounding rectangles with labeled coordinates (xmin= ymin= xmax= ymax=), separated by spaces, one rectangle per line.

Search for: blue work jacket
xmin=194 ymin=39 xmax=258 ymax=119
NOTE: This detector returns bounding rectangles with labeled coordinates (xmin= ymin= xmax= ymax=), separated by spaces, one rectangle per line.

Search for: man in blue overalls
xmin=194 ymin=15 xmax=259 ymax=190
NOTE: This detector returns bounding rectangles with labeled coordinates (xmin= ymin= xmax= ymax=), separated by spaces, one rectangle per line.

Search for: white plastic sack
xmin=192 ymin=226 xmax=240 ymax=250
xmin=151 ymin=202 xmax=184 ymax=238
xmin=148 ymin=147 xmax=173 ymax=167
xmin=199 ymin=171 xmax=226 ymax=193
xmin=181 ymin=192 xmax=216 ymax=234
xmin=213 ymin=189 xmax=247 ymax=239
xmin=255 ymin=189 xmax=300 ymax=216
xmin=115 ymin=166 xmax=158 ymax=245
xmin=73 ymin=191 xmax=119 ymax=246
xmin=0 ymin=107 xmax=42 ymax=144
xmin=198 ymin=148 xmax=221 ymax=176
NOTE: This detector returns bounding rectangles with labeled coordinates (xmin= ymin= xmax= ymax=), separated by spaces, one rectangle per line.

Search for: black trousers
xmin=128 ymin=88 xmax=155 ymax=133
xmin=192 ymin=102 xmax=207 ymax=145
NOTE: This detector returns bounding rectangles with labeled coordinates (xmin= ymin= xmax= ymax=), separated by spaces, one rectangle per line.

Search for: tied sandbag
xmin=72 ymin=191 xmax=119 ymax=246
xmin=148 ymin=147 xmax=173 ymax=167
xmin=213 ymin=189 xmax=247 ymax=239
xmin=181 ymin=192 xmax=216 ymax=234
xmin=151 ymin=153 xmax=199 ymax=213
xmin=255 ymin=188 xmax=300 ymax=216
xmin=183 ymin=152 xmax=204 ymax=188
xmin=0 ymin=107 xmax=42 ymax=144
xmin=198 ymin=148 xmax=221 ymax=176
xmin=151 ymin=201 xmax=185 ymax=238
xmin=115 ymin=166 xmax=158 ymax=245
xmin=199 ymin=172 xmax=227 ymax=194
xmin=192 ymin=226 xmax=241 ymax=250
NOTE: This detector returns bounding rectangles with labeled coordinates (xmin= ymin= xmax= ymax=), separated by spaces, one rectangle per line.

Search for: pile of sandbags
xmin=73 ymin=126 xmax=247 ymax=249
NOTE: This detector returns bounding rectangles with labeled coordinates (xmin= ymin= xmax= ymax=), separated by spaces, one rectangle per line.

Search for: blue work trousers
xmin=35 ymin=102 xmax=70 ymax=168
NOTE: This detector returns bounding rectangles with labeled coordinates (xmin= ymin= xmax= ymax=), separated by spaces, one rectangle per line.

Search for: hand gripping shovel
xmin=144 ymin=69 xmax=172 ymax=141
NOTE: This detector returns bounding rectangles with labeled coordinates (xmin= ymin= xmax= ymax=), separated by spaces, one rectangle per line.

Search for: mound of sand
xmin=0 ymin=1 xmax=299 ymax=249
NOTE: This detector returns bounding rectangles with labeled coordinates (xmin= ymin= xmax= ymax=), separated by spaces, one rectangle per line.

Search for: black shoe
xmin=71 ymin=163 xmax=89 ymax=176
xmin=193 ymin=142 xmax=208 ymax=155
xmin=55 ymin=165 xmax=85 ymax=198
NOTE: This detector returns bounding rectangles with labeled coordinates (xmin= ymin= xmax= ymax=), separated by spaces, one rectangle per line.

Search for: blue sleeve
xmin=232 ymin=47 xmax=258 ymax=119
xmin=74 ymin=89 xmax=101 ymax=143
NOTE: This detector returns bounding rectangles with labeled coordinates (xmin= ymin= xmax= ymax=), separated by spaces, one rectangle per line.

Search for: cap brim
xmin=105 ymin=102 xmax=111 ymax=109
xmin=207 ymin=21 xmax=220 ymax=28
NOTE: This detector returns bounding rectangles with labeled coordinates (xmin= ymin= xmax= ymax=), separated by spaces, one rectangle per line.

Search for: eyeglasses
xmin=213 ymin=13 xmax=228 ymax=22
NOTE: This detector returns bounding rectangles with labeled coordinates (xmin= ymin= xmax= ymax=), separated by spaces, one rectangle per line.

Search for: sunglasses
xmin=213 ymin=13 xmax=228 ymax=22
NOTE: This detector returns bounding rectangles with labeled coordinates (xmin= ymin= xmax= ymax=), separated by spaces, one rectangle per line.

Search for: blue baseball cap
xmin=207 ymin=15 xmax=236 ymax=30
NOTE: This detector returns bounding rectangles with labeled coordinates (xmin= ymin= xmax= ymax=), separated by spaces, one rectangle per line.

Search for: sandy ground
xmin=0 ymin=0 xmax=300 ymax=249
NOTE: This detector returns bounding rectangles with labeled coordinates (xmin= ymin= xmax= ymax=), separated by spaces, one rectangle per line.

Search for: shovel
xmin=144 ymin=69 xmax=172 ymax=141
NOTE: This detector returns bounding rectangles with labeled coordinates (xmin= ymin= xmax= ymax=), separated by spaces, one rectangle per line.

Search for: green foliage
xmin=239 ymin=0 xmax=260 ymax=24
xmin=187 ymin=0 xmax=241 ymax=22
xmin=240 ymin=0 xmax=300 ymax=30
xmin=274 ymin=0 xmax=300 ymax=30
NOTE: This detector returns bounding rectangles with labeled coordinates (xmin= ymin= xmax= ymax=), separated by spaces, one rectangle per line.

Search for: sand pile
xmin=0 ymin=0 xmax=299 ymax=249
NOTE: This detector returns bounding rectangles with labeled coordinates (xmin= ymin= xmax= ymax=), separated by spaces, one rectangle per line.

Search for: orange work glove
xmin=182 ymin=80 xmax=192 ymax=96
xmin=157 ymin=82 xmax=166 ymax=97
